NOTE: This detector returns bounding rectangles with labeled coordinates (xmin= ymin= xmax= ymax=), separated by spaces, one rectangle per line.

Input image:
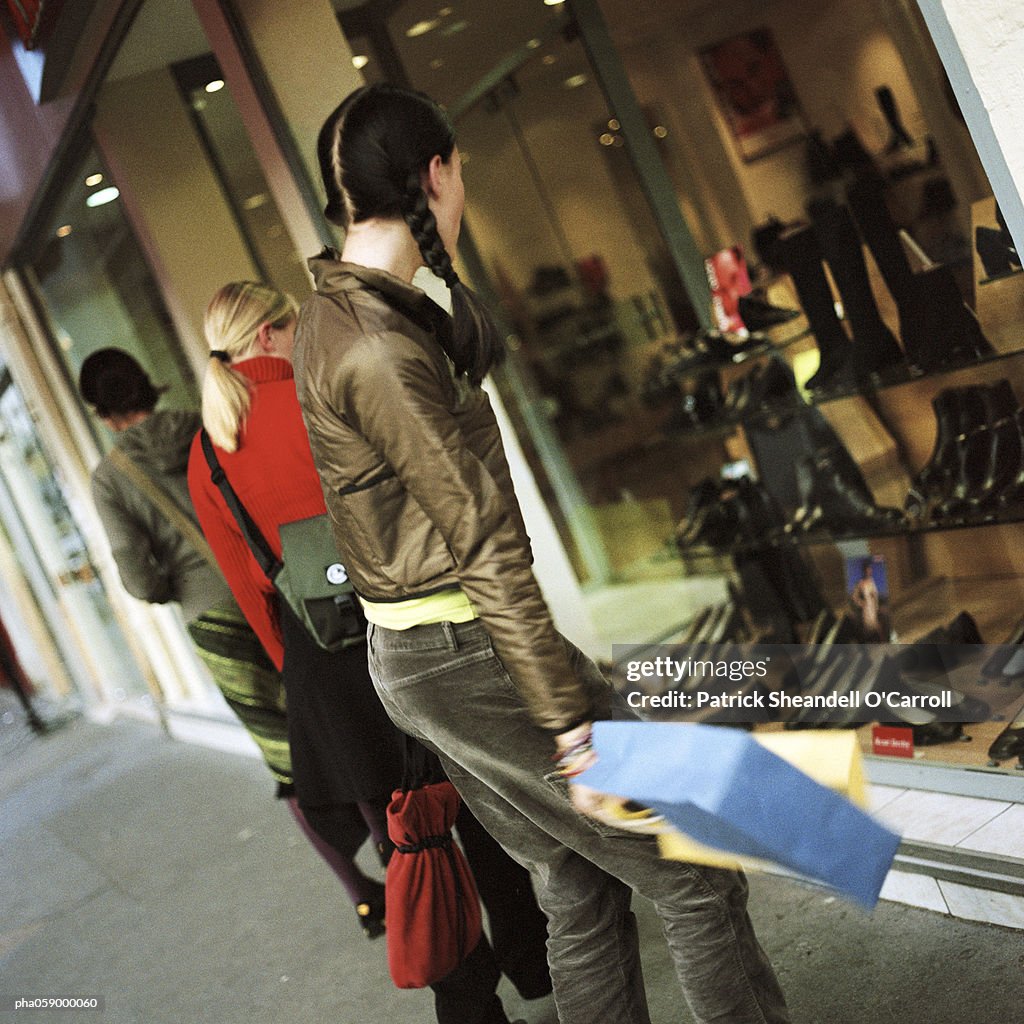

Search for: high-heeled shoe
xmin=737 ymin=293 xmax=800 ymax=332
xmin=976 ymin=225 xmax=1021 ymax=279
xmin=988 ymin=700 xmax=1024 ymax=767
xmin=355 ymin=885 xmax=386 ymax=939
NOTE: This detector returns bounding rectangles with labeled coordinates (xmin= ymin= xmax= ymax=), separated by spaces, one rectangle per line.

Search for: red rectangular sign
xmin=872 ymin=725 xmax=915 ymax=758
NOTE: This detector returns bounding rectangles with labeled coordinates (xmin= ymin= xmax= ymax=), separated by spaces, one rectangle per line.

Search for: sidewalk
xmin=2 ymin=691 xmax=1023 ymax=1024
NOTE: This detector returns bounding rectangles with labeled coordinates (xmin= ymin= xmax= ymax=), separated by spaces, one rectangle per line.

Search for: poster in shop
xmin=705 ymin=246 xmax=752 ymax=333
xmin=699 ymin=28 xmax=806 ymax=161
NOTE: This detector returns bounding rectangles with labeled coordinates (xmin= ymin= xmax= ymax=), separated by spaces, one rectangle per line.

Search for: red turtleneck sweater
xmin=187 ymin=357 xmax=327 ymax=669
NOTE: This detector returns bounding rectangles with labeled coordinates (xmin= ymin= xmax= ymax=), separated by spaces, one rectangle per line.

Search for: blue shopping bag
xmin=578 ymin=721 xmax=900 ymax=908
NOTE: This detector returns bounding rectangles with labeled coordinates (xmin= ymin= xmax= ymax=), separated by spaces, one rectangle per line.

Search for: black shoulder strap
xmin=199 ymin=429 xmax=281 ymax=582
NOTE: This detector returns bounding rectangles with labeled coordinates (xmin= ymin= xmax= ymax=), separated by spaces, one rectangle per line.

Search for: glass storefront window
xmin=24 ymin=142 xmax=197 ymax=426
xmin=171 ymin=54 xmax=312 ymax=303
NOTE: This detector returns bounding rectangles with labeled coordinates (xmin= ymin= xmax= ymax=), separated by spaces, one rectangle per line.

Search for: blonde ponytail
xmin=201 ymin=281 xmax=298 ymax=452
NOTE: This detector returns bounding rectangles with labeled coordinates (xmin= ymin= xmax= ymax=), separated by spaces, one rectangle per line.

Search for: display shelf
xmin=676 ymin=503 xmax=1024 ymax=559
xmin=978 ymin=266 xmax=1024 ymax=287
xmin=659 ymin=326 xmax=812 ymax=385
xmin=807 ymin=344 xmax=1024 ymax=405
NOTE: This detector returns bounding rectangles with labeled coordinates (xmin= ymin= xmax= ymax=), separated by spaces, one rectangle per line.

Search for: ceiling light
xmin=406 ymin=18 xmax=440 ymax=37
xmin=563 ymin=74 xmax=588 ymax=89
xmin=56 ymin=224 xmax=73 ymax=237
xmin=653 ymin=125 xmax=668 ymax=138
xmin=352 ymin=54 xmax=369 ymax=69
xmin=192 ymin=98 xmax=207 ymax=111
xmin=85 ymin=186 xmax=120 ymax=208
xmin=542 ymin=54 xmax=556 ymax=65
xmin=527 ymin=38 xmax=541 ymax=49
xmin=85 ymin=173 xmax=103 ymax=187
xmin=608 ymin=118 xmax=620 ymax=130
xmin=438 ymin=5 xmax=454 ymax=14
xmin=440 ymin=19 xmax=468 ymax=36
xmin=204 ymin=79 xmax=225 ymax=93
xmin=599 ymin=133 xmax=615 ymax=146
xmin=242 ymin=193 xmax=268 ymax=211
xmin=544 ymin=0 xmax=565 ymax=6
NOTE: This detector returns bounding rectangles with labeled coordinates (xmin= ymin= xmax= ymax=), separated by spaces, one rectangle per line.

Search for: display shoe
xmin=807 ymin=196 xmax=905 ymax=383
xmin=987 ymin=701 xmax=1024 ymax=766
xmin=832 ymin=128 xmax=876 ymax=173
xmin=722 ymin=365 xmax=759 ymax=419
xmin=904 ymin=265 xmax=995 ymax=371
xmin=965 ymin=380 xmax=1022 ymax=512
xmin=795 ymin=450 xmax=903 ymax=535
xmin=904 ymin=389 xmax=965 ymax=518
xmin=935 ymin=384 xmax=1006 ymax=518
xmin=672 ymin=370 xmax=724 ymax=430
xmin=895 ymin=611 xmax=983 ymax=676
xmin=737 ymin=293 xmax=800 ymax=332
xmin=746 ymin=356 xmax=800 ymax=415
xmin=876 ymin=85 xmax=914 ymax=153
xmin=699 ymin=329 xmax=768 ymax=363
xmin=845 ymin=177 xmax=992 ymax=371
xmin=994 ymin=409 xmax=1024 ymax=510
xmin=675 ymin=479 xmax=722 ymax=547
xmin=976 ymin=225 xmax=1021 ymax=278
xmin=773 ymin=225 xmax=854 ymax=393
xmin=979 ymin=617 xmax=1024 ymax=683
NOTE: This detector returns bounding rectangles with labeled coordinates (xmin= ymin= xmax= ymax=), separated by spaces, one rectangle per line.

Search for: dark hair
xmin=79 ymin=348 xmax=162 ymax=417
xmin=319 ymin=83 xmax=503 ymax=384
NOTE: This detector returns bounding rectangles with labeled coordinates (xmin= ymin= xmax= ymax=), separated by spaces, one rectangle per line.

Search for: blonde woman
xmin=188 ymin=281 xmax=550 ymax=1022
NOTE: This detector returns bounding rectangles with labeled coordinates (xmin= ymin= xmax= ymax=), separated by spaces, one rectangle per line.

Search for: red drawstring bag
xmin=384 ymin=742 xmax=483 ymax=989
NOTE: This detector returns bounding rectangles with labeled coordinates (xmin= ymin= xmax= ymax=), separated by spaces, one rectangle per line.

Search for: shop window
xmin=170 ymin=53 xmax=312 ymax=303
xmin=24 ymin=142 xmax=197 ymax=427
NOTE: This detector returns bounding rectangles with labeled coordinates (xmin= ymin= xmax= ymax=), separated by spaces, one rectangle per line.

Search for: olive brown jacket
xmin=293 ymin=253 xmax=590 ymax=733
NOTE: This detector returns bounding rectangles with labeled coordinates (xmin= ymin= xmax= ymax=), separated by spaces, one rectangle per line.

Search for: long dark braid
xmin=322 ymin=83 xmax=504 ymax=385
xmin=402 ymin=170 xmax=458 ymax=289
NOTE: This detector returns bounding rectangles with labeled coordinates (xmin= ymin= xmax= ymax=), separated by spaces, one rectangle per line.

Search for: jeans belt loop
xmin=441 ymin=620 xmax=458 ymax=650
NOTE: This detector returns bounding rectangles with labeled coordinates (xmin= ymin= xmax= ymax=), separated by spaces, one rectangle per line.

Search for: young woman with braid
xmin=189 ymin=281 xmax=550 ymax=1024
xmin=295 ymin=83 xmax=792 ymax=1024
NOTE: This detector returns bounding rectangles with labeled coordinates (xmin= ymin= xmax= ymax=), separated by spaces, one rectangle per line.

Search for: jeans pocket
xmin=542 ymin=769 xmax=630 ymax=841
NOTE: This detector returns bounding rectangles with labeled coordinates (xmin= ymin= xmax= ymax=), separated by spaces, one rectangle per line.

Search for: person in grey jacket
xmin=79 ymin=348 xmax=389 ymax=923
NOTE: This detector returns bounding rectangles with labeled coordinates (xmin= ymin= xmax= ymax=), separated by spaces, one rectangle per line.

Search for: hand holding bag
xmin=577 ymin=721 xmax=900 ymax=908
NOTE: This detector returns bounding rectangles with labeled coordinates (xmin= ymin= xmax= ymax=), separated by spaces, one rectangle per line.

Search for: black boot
xmin=905 ymin=389 xmax=964 ymax=518
xmin=808 ymin=197 xmax=905 ymax=384
xmin=876 ymin=85 xmax=914 ymax=153
xmin=933 ymin=385 xmax=997 ymax=519
xmin=773 ymin=226 xmax=853 ymax=393
xmin=847 ymin=176 xmax=994 ymax=368
xmin=966 ymin=379 xmax=1022 ymax=512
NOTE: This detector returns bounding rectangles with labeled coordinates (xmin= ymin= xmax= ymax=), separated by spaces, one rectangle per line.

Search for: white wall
xmin=924 ymin=0 xmax=1024 ymax=253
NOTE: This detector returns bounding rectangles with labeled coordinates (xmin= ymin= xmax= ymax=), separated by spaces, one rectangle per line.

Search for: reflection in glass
xmin=26 ymin=143 xmax=197 ymax=423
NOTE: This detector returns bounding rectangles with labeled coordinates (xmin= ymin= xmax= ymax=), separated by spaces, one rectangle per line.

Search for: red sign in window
xmin=872 ymin=725 xmax=915 ymax=759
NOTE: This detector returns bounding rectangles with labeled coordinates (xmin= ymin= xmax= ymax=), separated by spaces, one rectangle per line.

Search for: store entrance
xmin=0 ymin=367 xmax=151 ymax=711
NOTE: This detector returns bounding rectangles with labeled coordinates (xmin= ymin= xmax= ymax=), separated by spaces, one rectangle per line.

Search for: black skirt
xmin=280 ymin=604 xmax=405 ymax=813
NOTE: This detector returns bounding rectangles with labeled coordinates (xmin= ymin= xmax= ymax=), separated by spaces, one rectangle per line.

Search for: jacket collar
xmin=308 ymin=249 xmax=451 ymax=336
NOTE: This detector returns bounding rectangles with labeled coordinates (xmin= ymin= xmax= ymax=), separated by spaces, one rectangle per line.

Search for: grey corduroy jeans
xmin=367 ymin=618 xmax=791 ymax=1024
